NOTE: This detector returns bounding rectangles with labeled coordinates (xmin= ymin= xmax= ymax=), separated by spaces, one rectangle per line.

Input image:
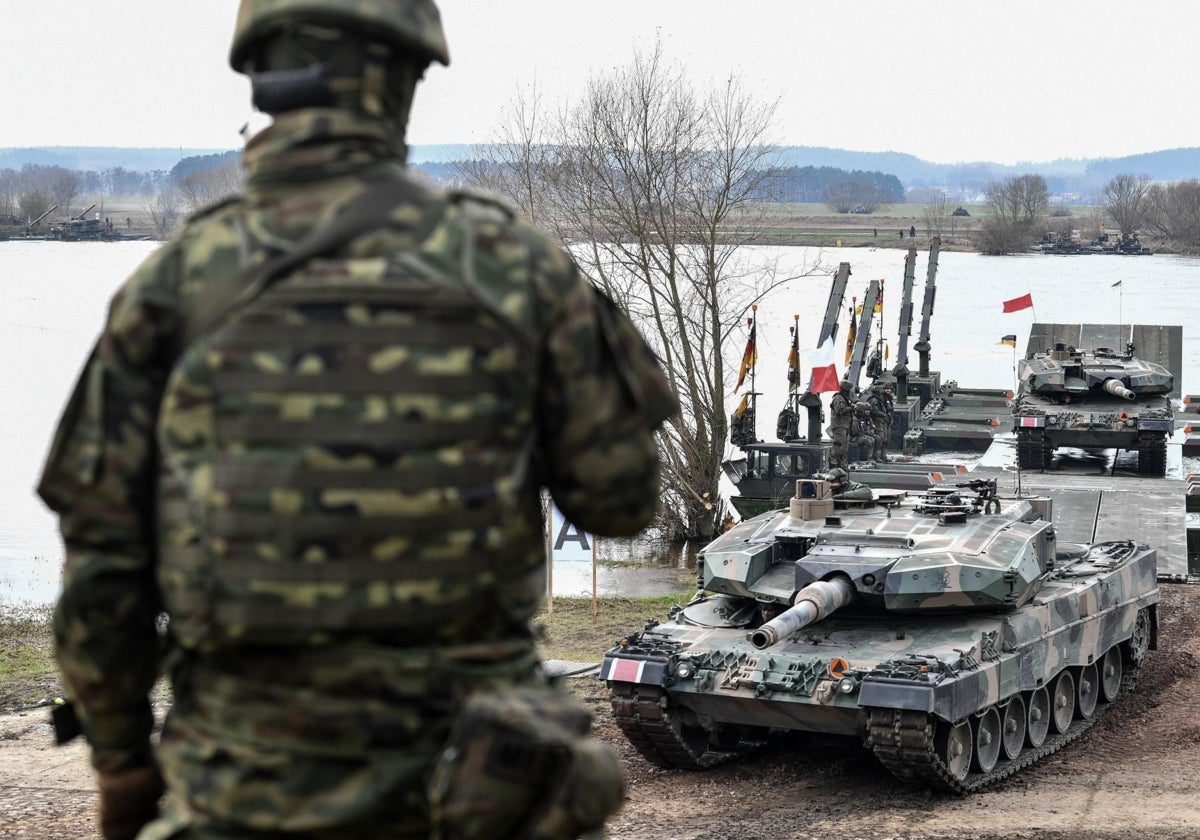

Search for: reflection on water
xmin=4 ymin=242 xmax=1198 ymax=605
xmin=550 ymin=533 xmax=699 ymax=599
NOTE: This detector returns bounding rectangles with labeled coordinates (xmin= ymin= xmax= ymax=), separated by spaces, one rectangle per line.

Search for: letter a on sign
xmin=550 ymin=503 xmax=593 ymax=563
xmin=555 ymin=520 xmax=591 ymax=551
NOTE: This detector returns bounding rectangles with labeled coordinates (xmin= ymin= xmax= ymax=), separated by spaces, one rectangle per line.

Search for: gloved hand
xmin=97 ymin=765 xmax=164 ymax=840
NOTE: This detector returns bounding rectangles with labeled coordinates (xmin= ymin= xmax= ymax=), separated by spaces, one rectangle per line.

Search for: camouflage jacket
xmin=832 ymin=479 xmax=873 ymax=502
xmin=866 ymin=389 xmax=894 ymax=425
xmin=39 ymin=109 xmax=676 ymax=832
xmin=829 ymin=391 xmax=853 ymax=429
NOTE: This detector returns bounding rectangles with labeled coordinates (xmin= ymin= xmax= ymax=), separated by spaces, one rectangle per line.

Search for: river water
xmin=2 ymin=240 xmax=1197 ymax=605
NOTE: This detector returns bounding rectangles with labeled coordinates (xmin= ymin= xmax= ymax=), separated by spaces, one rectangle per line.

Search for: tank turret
xmin=1013 ymin=343 xmax=1174 ymax=474
xmin=603 ymin=478 xmax=1159 ymax=792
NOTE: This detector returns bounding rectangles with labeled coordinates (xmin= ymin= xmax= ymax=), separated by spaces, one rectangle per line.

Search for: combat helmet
xmin=229 ymin=0 xmax=451 ymax=73
xmin=826 ymin=467 xmax=848 ymax=482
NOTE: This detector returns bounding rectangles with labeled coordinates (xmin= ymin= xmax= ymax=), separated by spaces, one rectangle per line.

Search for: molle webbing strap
xmin=213 ymin=416 xmax=486 ymax=446
xmin=180 ymin=168 xmax=435 ymax=350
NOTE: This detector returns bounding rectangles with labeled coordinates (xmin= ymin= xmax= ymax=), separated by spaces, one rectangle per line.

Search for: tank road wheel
xmin=1026 ymin=687 xmax=1051 ymax=748
xmin=1100 ymin=646 xmax=1124 ymax=703
xmin=1137 ymin=434 xmax=1167 ymax=476
xmin=1051 ymin=671 xmax=1076 ymax=734
xmin=1001 ymin=695 xmax=1027 ymax=761
xmin=972 ymin=707 xmax=1003 ymax=773
xmin=935 ymin=719 xmax=973 ymax=783
xmin=1075 ymin=663 xmax=1099 ymax=719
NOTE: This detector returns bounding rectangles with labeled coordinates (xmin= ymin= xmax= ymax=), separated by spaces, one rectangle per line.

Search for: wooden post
xmin=545 ymin=494 xmax=553 ymax=617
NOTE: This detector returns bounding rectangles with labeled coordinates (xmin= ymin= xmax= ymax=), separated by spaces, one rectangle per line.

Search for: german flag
xmin=787 ymin=317 xmax=801 ymax=391
xmin=735 ymin=319 xmax=757 ymax=392
xmin=844 ymin=299 xmax=857 ymax=367
xmin=999 ymin=334 xmax=1017 ymax=348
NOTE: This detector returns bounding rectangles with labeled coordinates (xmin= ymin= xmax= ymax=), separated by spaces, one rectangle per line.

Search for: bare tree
xmin=1146 ymin=180 xmax=1200 ymax=248
xmin=978 ymin=174 xmax=1049 ymax=254
xmin=17 ymin=189 xmax=52 ymax=225
xmin=1103 ymin=173 xmax=1151 ymax=236
xmin=454 ymin=83 xmax=559 ymax=229
xmin=145 ymin=188 xmax=182 ymax=239
xmin=461 ymin=45 xmax=819 ymax=540
xmin=0 ymin=168 xmax=17 ymax=220
xmin=48 ymin=168 xmax=80 ymax=216
xmin=177 ymin=157 xmax=244 ymax=214
xmin=920 ymin=189 xmax=951 ymax=236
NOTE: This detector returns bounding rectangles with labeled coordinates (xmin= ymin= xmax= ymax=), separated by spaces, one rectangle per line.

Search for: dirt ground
xmin=4 ymin=584 xmax=1200 ymax=840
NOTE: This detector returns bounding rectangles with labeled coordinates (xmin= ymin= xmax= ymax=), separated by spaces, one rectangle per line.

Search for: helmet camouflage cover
xmin=827 ymin=467 xmax=848 ymax=481
xmin=230 ymin=0 xmax=450 ymax=72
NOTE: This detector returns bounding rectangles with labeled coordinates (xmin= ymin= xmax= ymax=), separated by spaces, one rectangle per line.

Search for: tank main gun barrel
xmin=748 ymin=575 xmax=856 ymax=649
xmin=1103 ymin=378 xmax=1136 ymax=400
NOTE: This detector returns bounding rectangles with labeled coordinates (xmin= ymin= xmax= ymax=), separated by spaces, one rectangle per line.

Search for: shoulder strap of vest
xmin=180 ymin=168 xmax=435 ymax=349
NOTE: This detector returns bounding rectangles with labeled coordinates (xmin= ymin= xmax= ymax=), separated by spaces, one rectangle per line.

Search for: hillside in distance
xmin=4 ymin=144 xmax=1198 ymax=192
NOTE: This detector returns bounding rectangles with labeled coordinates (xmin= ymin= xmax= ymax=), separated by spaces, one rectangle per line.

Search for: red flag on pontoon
xmin=1002 ymin=293 xmax=1033 ymax=313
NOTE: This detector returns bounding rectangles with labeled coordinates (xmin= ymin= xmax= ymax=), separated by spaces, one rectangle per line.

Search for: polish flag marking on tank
xmin=1018 ymin=416 xmax=1044 ymax=427
xmin=602 ymin=658 xmax=646 ymax=682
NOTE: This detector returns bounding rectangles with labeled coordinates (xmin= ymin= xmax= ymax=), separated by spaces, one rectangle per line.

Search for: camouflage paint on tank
xmin=604 ymin=479 xmax=1160 ymax=785
xmin=1013 ymin=345 xmax=1174 ymax=475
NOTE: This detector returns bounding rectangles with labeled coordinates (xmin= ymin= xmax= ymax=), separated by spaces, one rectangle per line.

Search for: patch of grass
xmin=0 ymin=593 xmax=701 ymax=708
xmin=0 ymin=605 xmax=60 ymax=710
xmin=536 ymin=590 xmax=696 ymax=663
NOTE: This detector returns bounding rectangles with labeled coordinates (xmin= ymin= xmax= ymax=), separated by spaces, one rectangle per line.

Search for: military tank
xmin=1012 ymin=342 xmax=1174 ymax=475
xmin=602 ymin=478 xmax=1159 ymax=792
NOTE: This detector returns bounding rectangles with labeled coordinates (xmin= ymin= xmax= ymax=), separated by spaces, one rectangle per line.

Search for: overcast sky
xmin=2 ymin=0 xmax=1196 ymax=165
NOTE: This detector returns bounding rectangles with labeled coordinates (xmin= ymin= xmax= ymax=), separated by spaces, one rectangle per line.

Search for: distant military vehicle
xmin=1013 ymin=342 xmax=1174 ymax=475
xmin=603 ymin=478 xmax=1159 ymax=792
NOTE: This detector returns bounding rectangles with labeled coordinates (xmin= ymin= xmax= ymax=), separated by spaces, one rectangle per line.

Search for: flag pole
xmin=545 ymin=494 xmax=553 ymax=617
xmin=1012 ymin=343 xmax=1017 ymax=397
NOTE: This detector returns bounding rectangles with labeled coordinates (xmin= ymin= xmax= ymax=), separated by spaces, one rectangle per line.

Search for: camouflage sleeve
xmin=38 ymin=244 xmax=182 ymax=774
xmin=532 ymin=245 xmax=678 ymax=536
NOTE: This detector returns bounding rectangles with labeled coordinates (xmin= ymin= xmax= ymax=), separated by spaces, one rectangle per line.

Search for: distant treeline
xmin=762 ymin=166 xmax=905 ymax=204
xmin=413 ymin=160 xmax=906 ymax=205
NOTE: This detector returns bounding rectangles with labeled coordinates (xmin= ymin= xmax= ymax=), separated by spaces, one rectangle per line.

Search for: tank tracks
xmin=610 ymin=659 xmax=1147 ymax=789
xmin=1015 ymin=428 xmax=1051 ymax=471
xmin=1137 ymin=434 xmax=1167 ymax=476
xmin=608 ymin=682 xmax=738 ymax=770
xmin=867 ymin=655 xmax=1143 ymax=793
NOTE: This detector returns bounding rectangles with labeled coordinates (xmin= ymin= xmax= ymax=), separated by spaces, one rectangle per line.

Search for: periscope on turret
xmin=602 ymin=478 xmax=1159 ymax=791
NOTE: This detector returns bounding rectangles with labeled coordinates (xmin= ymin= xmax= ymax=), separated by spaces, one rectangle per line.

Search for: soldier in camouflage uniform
xmin=38 ymin=2 xmax=676 ymax=839
xmin=866 ymin=381 xmax=895 ymax=463
xmin=828 ymin=379 xmax=874 ymax=469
